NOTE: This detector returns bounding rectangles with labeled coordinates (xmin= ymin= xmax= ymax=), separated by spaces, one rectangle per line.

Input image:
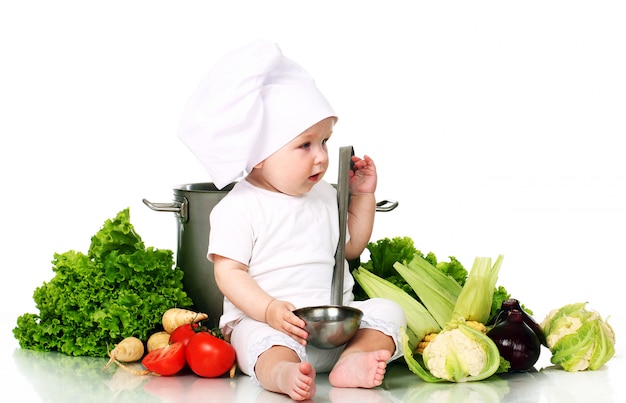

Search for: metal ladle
xmin=293 ymin=146 xmax=364 ymax=349
xmin=331 ymin=145 xmax=354 ymax=306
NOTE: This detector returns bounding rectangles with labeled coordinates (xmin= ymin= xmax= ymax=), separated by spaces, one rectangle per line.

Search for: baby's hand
xmin=349 ymin=155 xmax=377 ymax=195
xmin=265 ymin=299 xmax=309 ymax=345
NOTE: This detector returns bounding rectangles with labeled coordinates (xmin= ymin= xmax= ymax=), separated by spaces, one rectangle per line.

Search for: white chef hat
xmin=177 ymin=40 xmax=337 ymax=189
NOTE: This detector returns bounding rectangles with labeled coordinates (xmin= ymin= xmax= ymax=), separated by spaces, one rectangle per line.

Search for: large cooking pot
xmin=143 ymin=182 xmax=397 ymax=329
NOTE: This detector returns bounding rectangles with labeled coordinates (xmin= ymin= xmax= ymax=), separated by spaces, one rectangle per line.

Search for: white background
xmin=1 ymin=0 xmax=624 ymax=387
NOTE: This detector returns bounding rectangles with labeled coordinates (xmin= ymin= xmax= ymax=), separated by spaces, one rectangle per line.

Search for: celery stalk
xmin=451 ymin=255 xmax=503 ymax=324
xmin=353 ymin=267 xmax=440 ymax=346
xmin=393 ymin=255 xmax=462 ymax=328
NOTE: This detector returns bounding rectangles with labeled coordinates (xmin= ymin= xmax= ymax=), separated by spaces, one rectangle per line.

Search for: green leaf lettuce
xmin=13 ymin=208 xmax=193 ymax=357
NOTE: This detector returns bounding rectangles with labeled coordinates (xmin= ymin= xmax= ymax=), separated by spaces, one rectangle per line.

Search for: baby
xmin=178 ymin=40 xmax=406 ymax=400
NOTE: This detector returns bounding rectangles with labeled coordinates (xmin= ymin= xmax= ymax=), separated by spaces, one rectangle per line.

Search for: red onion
xmin=492 ymin=298 xmax=547 ymax=347
xmin=487 ymin=309 xmax=541 ymax=372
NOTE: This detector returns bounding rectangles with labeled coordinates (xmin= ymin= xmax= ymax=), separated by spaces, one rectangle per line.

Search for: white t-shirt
xmin=208 ymin=179 xmax=354 ymax=329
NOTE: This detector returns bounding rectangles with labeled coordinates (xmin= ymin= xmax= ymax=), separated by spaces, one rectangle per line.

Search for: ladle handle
xmin=331 ymin=146 xmax=353 ymax=306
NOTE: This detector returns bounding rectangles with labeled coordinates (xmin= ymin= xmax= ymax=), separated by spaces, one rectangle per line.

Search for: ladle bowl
xmin=293 ymin=305 xmax=363 ymax=349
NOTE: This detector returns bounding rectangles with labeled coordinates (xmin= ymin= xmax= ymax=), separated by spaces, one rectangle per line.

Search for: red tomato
xmin=142 ymin=341 xmax=187 ymax=376
xmin=169 ymin=323 xmax=198 ymax=347
xmin=186 ymin=332 xmax=236 ymax=378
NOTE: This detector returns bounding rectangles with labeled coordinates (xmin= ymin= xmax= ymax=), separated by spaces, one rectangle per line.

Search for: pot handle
xmin=376 ymin=200 xmax=398 ymax=212
xmin=142 ymin=198 xmax=189 ymax=223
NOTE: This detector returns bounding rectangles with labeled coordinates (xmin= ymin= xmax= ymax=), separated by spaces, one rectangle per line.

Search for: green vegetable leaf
xmin=13 ymin=208 xmax=193 ymax=357
xmin=394 ymin=255 xmax=462 ymax=329
xmin=456 ymin=323 xmax=502 ymax=382
xmin=550 ymin=319 xmax=597 ymax=371
xmin=435 ymin=256 xmax=468 ymax=287
xmin=353 ymin=267 xmax=440 ymax=345
xmin=488 ymin=286 xmax=512 ymax=323
xmin=362 ymin=236 xmax=419 ymax=279
xmin=354 ymin=236 xmax=422 ymax=301
xmin=451 ymin=256 xmax=503 ymax=324
xmin=400 ymin=327 xmax=444 ymax=383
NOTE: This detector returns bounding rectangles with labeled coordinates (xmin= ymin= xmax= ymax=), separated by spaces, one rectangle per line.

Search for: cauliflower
xmin=540 ymin=302 xmax=615 ymax=372
xmin=542 ymin=312 xmax=584 ymax=349
xmin=421 ymin=323 xmax=501 ymax=382
xmin=391 ymin=255 xmax=508 ymax=383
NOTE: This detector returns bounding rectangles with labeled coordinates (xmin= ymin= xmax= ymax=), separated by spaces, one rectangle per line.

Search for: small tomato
xmin=186 ymin=332 xmax=236 ymax=378
xmin=142 ymin=341 xmax=186 ymax=376
xmin=169 ymin=323 xmax=199 ymax=347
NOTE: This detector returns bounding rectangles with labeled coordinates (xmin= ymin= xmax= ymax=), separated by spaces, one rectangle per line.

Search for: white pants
xmin=228 ymin=298 xmax=406 ymax=385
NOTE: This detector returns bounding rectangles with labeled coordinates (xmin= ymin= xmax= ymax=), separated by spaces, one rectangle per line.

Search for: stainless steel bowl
xmin=293 ymin=305 xmax=363 ymax=349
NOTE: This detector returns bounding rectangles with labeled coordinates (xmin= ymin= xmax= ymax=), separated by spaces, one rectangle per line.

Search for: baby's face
xmin=253 ymin=117 xmax=335 ymax=196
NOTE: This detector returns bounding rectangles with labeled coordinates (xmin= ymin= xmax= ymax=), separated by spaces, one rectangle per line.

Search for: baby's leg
xmin=255 ymin=345 xmax=316 ymax=401
xmin=328 ymin=329 xmax=394 ymax=388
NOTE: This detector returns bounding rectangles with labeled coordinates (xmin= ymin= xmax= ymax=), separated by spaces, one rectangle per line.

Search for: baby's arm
xmin=213 ymin=255 xmax=308 ymax=345
xmin=345 ymin=155 xmax=377 ymax=260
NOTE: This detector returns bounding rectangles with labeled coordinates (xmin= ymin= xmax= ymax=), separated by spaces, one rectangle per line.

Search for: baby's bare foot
xmin=275 ymin=361 xmax=317 ymax=400
xmin=328 ymin=350 xmax=391 ymax=388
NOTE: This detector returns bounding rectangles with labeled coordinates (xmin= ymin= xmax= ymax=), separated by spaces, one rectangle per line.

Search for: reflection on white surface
xmin=9 ymin=347 xmax=624 ymax=403
xmin=401 ymin=380 xmax=511 ymax=402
